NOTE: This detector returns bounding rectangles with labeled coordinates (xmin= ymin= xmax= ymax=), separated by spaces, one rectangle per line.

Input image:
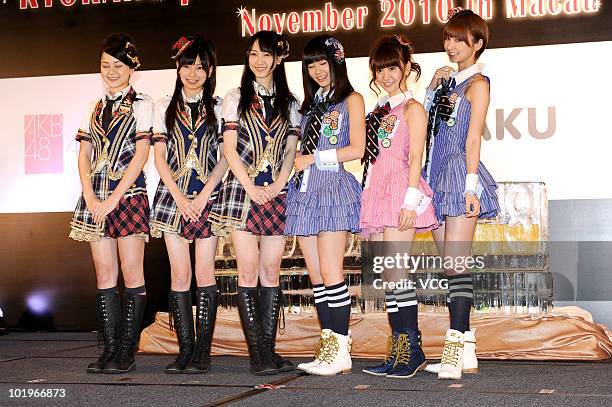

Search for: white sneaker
xmin=437 ymin=329 xmax=464 ymax=380
xmin=462 ymin=329 xmax=479 ymax=373
xmin=307 ymin=330 xmax=352 ymax=376
xmin=297 ymin=329 xmax=330 ymax=372
xmin=425 ymin=329 xmax=478 ymax=374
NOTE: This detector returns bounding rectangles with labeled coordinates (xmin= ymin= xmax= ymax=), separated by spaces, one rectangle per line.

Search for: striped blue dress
xmin=423 ymin=74 xmax=500 ymax=223
xmin=284 ymin=98 xmax=362 ymax=236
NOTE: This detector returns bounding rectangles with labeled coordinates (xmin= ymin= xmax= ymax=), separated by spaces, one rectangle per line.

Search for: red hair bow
xmin=172 ymin=36 xmax=194 ymax=60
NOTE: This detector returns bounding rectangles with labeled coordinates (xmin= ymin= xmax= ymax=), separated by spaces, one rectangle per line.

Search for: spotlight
xmin=17 ymin=293 xmax=55 ymax=331
xmin=0 ymin=306 xmax=6 ymax=335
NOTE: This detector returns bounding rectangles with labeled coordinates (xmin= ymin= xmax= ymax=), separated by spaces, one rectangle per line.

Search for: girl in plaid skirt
xmin=69 ymin=34 xmax=153 ymax=374
xmin=285 ymin=35 xmax=366 ymax=376
xmin=208 ymin=31 xmax=301 ymax=375
xmin=150 ymin=36 xmax=228 ymax=374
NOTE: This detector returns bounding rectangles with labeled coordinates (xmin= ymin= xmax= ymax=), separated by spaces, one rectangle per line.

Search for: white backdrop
xmin=0 ymin=40 xmax=610 ymax=213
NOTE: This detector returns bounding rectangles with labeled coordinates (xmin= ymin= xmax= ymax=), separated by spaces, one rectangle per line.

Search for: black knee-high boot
xmin=236 ymin=288 xmax=277 ymax=375
xmin=259 ymin=286 xmax=294 ymax=372
xmin=87 ymin=291 xmax=120 ymax=373
xmin=184 ymin=289 xmax=218 ymax=373
xmin=104 ymin=292 xmax=147 ymax=373
xmin=165 ymin=291 xmax=195 ymax=373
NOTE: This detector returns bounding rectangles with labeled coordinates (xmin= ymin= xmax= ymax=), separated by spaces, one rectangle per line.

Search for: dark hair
xmin=444 ymin=10 xmax=489 ymax=60
xmin=165 ymin=35 xmax=218 ymax=132
xmin=99 ymin=33 xmax=140 ymax=69
xmin=301 ymin=35 xmax=354 ymax=113
xmin=368 ymin=35 xmax=421 ymax=95
xmin=238 ymin=31 xmax=294 ymax=123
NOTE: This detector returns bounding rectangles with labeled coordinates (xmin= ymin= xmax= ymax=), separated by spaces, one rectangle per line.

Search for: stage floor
xmin=1 ymin=332 xmax=610 ymax=407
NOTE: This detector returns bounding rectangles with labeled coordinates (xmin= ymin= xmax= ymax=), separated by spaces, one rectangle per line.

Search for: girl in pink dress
xmin=360 ymin=35 xmax=437 ymax=379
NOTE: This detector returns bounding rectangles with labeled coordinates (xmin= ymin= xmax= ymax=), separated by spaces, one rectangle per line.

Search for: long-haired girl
xmin=150 ymin=35 xmax=227 ymax=374
xmin=285 ymin=35 xmax=366 ymax=376
xmin=208 ymin=31 xmax=300 ymax=376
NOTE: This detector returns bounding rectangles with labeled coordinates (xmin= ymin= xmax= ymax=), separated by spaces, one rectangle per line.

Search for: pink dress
xmin=360 ymin=92 xmax=439 ymax=237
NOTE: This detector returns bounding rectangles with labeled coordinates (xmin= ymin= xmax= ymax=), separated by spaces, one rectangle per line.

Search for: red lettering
xmin=287 ymin=12 xmax=299 ymax=33
xmin=326 ymin=2 xmax=339 ymax=31
xmin=341 ymin=8 xmax=354 ymax=30
xmin=303 ymin=10 xmax=323 ymax=32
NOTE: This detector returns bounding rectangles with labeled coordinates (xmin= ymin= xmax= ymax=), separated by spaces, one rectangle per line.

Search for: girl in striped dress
xmin=422 ymin=8 xmax=500 ymax=380
xmin=285 ymin=35 xmax=366 ymax=376
xmin=360 ymin=35 xmax=438 ymax=379
xmin=150 ymin=36 xmax=227 ymax=374
xmin=208 ymin=31 xmax=301 ymax=376
xmin=69 ymin=34 xmax=153 ymax=374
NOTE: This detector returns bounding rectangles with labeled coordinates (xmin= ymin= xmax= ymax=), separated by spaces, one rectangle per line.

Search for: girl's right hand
xmin=176 ymin=194 xmax=199 ymax=223
xmin=246 ymin=185 xmax=271 ymax=206
xmin=85 ymin=196 xmax=102 ymax=216
xmin=428 ymin=66 xmax=456 ymax=91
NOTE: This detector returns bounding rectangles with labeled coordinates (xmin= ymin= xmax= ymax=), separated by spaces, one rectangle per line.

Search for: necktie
xmin=362 ymin=102 xmax=391 ymax=187
xmin=102 ymin=95 xmax=122 ymax=133
xmin=423 ymin=77 xmax=456 ymax=176
xmin=294 ymin=99 xmax=329 ymax=188
xmin=186 ymin=101 xmax=200 ymax=129
xmin=259 ymin=94 xmax=275 ymax=127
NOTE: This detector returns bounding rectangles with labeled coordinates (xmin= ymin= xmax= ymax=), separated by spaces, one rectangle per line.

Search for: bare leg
xmin=298 ymin=236 xmax=322 ymax=285
xmin=231 ymin=231 xmax=260 ymax=287
xmin=317 ymin=231 xmax=347 ymax=286
xmin=258 ymin=235 xmax=286 ymax=287
xmin=90 ymin=238 xmax=119 ymax=289
xmin=164 ymin=233 xmax=192 ymax=291
xmin=194 ymin=236 xmax=218 ymax=287
xmin=117 ymin=236 xmax=145 ymax=289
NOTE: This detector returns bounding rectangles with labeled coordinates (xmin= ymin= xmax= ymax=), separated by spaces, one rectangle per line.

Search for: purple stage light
xmin=26 ymin=293 xmax=49 ymax=315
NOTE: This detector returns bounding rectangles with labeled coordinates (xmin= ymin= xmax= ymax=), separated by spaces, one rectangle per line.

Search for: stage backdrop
xmin=1 ymin=0 xmax=611 ymax=330
xmin=1 ymin=41 xmax=611 ymax=213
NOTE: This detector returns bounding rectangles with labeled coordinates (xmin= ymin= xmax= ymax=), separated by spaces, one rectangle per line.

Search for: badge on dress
xmin=377 ymin=114 xmax=398 ymax=148
xmin=445 ymin=93 xmax=459 ymax=127
xmin=322 ymin=110 xmax=342 ymax=145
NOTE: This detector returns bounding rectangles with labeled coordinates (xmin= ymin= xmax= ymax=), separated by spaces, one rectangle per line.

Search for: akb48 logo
xmin=24 ymin=114 xmax=63 ymax=174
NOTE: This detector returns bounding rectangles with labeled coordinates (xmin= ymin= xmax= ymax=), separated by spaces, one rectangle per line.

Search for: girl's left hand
xmin=465 ymin=194 xmax=480 ymax=218
xmin=190 ymin=190 xmax=212 ymax=218
xmin=93 ymin=195 xmax=120 ymax=225
xmin=264 ymin=181 xmax=283 ymax=199
xmin=398 ymin=208 xmax=417 ymax=231
xmin=293 ymin=153 xmax=314 ymax=172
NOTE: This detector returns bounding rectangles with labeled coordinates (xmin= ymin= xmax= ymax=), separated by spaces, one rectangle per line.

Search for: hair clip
xmin=123 ymin=41 xmax=140 ymax=68
xmin=393 ymin=35 xmax=413 ymax=51
xmin=277 ymin=38 xmax=290 ymax=60
xmin=324 ymin=37 xmax=345 ymax=64
xmin=447 ymin=7 xmax=474 ymax=21
xmin=171 ymin=36 xmax=195 ymax=60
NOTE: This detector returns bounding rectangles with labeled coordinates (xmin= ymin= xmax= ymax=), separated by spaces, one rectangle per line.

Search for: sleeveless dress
xmin=285 ymin=96 xmax=362 ymax=236
xmin=360 ymin=91 xmax=438 ymax=237
xmin=423 ymin=70 xmax=500 ymax=223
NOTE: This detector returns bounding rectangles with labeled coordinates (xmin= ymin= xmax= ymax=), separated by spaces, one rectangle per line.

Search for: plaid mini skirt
xmin=178 ymin=199 xmax=215 ymax=241
xmin=245 ymin=193 xmax=286 ymax=236
xmin=105 ymin=193 xmax=150 ymax=239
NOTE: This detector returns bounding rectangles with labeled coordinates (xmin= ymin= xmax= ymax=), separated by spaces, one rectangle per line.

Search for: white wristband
xmin=402 ymin=187 xmax=423 ymax=210
xmin=317 ymin=149 xmax=338 ymax=165
xmin=465 ymin=173 xmax=479 ymax=192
